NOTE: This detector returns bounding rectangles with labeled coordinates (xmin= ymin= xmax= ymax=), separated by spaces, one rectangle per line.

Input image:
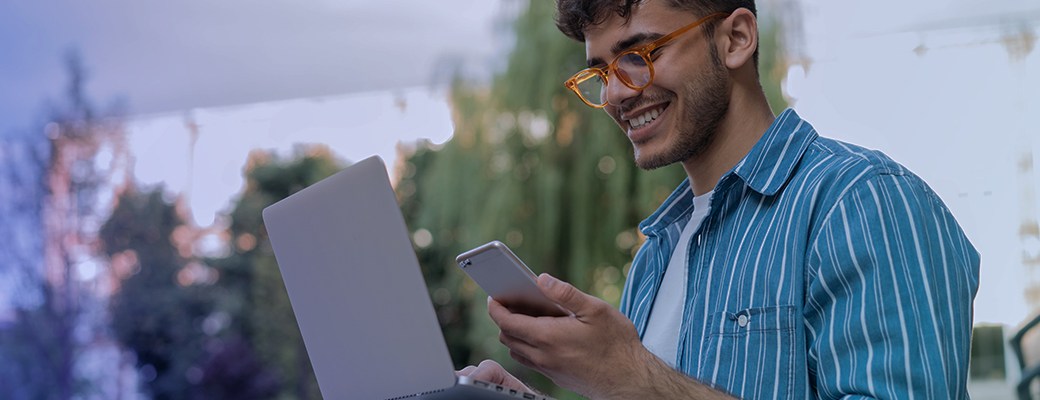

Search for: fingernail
xmin=540 ymin=273 xmax=556 ymax=288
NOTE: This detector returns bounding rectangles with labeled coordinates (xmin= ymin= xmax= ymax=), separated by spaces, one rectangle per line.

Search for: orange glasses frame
xmin=564 ymin=12 xmax=729 ymax=108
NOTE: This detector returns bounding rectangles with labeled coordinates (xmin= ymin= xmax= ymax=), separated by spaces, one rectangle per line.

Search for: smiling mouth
xmin=626 ymin=104 xmax=668 ymax=130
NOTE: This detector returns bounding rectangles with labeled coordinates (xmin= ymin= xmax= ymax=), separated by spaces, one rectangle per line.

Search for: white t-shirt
xmin=640 ymin=189 xmax=713 ymax=367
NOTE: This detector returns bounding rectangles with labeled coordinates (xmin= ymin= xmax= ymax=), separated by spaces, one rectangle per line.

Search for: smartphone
xmin=456 ymin=241 xmax=569 ymax=317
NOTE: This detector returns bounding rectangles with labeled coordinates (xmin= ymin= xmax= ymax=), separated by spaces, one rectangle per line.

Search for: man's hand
xmin=455 ymin=359 xmax=534 ymax=394
xmin=488 ymin=273 xmax=655 ymax=399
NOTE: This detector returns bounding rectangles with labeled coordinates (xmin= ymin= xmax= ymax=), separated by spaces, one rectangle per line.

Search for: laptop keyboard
xmin=470 ymin=379 xmax=553 ymax=400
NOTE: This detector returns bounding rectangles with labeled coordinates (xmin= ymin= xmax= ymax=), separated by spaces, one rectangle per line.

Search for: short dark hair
xmin=555 ymin=0 xmax=758 ymax=64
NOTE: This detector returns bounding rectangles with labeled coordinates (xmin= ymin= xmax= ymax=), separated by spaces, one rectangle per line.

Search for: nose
xmin=602 ymin=75 xmax=641 ymax=107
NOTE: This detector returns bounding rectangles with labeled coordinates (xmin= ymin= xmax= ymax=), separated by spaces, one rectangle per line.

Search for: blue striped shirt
xmin=620 ymin=109 xmax=981 ymax=399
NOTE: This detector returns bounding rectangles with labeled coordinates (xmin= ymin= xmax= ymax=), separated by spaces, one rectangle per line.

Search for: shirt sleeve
xmin=804 ymin=172 xmax=980 ymax=399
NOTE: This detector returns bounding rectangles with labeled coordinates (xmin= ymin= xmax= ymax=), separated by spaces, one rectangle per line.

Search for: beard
xmin=634 ymin=53 xmax=730 ymax=170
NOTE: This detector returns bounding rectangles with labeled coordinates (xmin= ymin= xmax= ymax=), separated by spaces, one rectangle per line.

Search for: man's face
xmin=583 ymin=1 xmax=730 ymax=170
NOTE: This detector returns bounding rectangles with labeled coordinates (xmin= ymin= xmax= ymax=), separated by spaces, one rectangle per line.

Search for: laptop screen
xmin=263 ymin=156 xmax=456 ymax=399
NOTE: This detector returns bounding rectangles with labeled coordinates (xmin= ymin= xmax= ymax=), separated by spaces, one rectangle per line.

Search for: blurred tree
xmin=101 ymin=147 xmax=344 ymax=400
xmin=194 ymin=336 xmax=281 ymax=400
xmin=0 ymin=117 xmax=55 ymax=400
xmin=0 ymin=49 xmax=129 ymax=399
xmin=99 ymin=142 xmax=341 ymax=400
xmin=207 ymin=146 xmax=341 ymax=400
xmin=0 ymin=284 xmax=84 ymax=400
xmin=102 ymin=185 xmax=287 ymax=400
xmin=101 ymin=188 xmax=215 ymax=399
xmin=398 ymin=1 xmax=789 ymax=398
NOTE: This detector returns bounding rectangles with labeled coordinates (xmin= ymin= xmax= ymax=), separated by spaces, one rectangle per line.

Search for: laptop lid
xmin=262 ymin=156 xmax=456 ymax=400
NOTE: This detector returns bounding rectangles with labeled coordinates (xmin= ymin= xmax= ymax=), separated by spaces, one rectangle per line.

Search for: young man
xmin=457 ymin=0 xmax=980 ymax=398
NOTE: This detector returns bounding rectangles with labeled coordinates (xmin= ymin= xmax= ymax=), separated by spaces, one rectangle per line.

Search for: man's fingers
xmin=473 ymin=360 xmax=511 ymax=384
xmin=467 ymin=359 xmax=534 ymax=394
xmin=499 ymin=331 xmax=544 ymax=367
xmin=499 ymin=330 xmax=538 ymax=351
xmin=456 ymin=365 xmax=477 ymax=377
xmin=538 ymin=273 xmax=591 ymax=314
xmin=488 ymin=297 xmax=541 ymax=344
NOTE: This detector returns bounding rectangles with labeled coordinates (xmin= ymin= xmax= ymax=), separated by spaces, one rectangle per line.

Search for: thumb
xmin=538 ymin=273 xmax=589 ymax=313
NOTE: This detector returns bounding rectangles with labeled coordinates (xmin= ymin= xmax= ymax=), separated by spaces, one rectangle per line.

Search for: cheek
xmin=604 ymin=107 xmax=624 ymax=124
xmin=649 ymin=74 xmax=681 ymax=96
xmin=651 ymin=53 xmax=708 ymax=90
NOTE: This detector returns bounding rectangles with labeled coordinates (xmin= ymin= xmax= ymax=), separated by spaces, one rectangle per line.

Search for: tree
xmin=99 ymin=143 xmax=340 ymax=400
xmin=0 ymin=284 xmax=83 ymax=400
xmin=101 ymin=188 xmax=210 ymax=399
xmin=0 ymin=100 xmax=52 ymax=400
xmin=398 ymin=1 xmax=790 ymax=397
xmin=207 ymin=146 xmax=341 ymax=400
xmin=0 ymin=49 xmax=129 ymax=400
xmin=101 ymin=185 xmax=286 ymax=400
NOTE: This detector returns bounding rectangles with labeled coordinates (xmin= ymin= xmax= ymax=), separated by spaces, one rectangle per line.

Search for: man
xmin=458 ymin=0 xmax=980 ymax=398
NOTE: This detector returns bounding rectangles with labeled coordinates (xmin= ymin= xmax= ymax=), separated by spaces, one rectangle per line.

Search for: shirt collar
xmin=639 ymin=178 xmax=695 ymax=235
xmin=732 ymin=108 xmax=817 ymax=196
xmin=639 ymin=109 xmax=816 ymax=235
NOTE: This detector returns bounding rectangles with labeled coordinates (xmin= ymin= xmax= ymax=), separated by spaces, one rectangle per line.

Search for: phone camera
xmin=461 ymin=259 xmax=472 ymax=268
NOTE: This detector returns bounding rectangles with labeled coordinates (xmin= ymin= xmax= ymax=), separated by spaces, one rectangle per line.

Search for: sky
xmin=0 ymin=0 xmax=508 ymax=136
xmin=124 ymin=87 xmax=455 ymax=228
xmin=2 ymin=0 xmax=1039 ymax=327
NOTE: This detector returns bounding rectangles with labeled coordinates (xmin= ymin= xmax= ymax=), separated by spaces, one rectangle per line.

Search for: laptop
xmin=262 ymin=156 xmax=554 ymax=400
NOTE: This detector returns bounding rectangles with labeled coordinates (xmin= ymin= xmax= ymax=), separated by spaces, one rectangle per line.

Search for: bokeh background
xmin=1 ymin=0 xmax=1037 ymax=399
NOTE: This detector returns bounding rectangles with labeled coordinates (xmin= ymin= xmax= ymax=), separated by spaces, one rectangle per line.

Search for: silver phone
xmin=456 ymin=241 xmax=569 ymax=317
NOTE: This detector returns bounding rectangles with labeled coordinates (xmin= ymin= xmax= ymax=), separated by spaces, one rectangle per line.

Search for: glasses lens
xmin=616 ymin=52 xmax=651 ymax=88
xmin=574 ymin=71 xmax=606 ymax=106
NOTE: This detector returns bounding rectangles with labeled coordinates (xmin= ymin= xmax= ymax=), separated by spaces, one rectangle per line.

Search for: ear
xmin=717 ymin=8 xmax=759 ymax=71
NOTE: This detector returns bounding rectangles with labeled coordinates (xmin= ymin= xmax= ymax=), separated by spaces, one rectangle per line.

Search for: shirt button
xmin=737 ymin=314 xmax=749 ymax=328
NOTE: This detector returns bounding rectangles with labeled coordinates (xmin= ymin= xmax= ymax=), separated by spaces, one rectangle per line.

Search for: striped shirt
xmin=620 ymin=109 xmax=981 ymax=399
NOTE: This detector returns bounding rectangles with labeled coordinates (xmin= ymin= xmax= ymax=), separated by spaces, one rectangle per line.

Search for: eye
xmin=617 ymin=52 xmax=647 ymax=67
xmin=648 ymin=46 xmax=666 ymax=61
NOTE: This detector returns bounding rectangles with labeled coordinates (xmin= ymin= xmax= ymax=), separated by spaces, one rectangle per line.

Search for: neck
xmin=681 ymin=86 xmax=775 ymax=196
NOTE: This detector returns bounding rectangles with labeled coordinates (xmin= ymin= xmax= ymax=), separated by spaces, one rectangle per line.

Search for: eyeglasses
xmin=563 ymin=12 xmax=729 ymax=108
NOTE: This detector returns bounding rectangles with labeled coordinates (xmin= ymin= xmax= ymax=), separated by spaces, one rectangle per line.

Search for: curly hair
xmin=554 ymin=0 xmax=757 ymax=42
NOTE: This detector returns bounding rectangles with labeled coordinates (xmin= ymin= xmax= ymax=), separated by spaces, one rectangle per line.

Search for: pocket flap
xmin=708 ymin=305 xmax=797 ymax=336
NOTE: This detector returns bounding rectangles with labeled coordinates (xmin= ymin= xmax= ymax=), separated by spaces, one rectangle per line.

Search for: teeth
xmin=628 ymin=107 xmax=664 ymax=129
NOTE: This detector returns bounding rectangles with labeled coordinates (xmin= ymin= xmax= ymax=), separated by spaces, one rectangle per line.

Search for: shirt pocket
xmin=700 ymin=305 xmax=798 ymax=399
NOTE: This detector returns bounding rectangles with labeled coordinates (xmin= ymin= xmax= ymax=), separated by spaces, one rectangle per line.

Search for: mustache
xmin=615 ymin=92 xmax=671 ymax=115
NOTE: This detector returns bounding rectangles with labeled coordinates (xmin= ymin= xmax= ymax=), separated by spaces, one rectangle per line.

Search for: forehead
xmin=582 ymin=1 xmax=691 ymax=62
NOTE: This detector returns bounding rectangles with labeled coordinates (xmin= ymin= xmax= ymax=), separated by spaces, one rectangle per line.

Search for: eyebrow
xmin=586 ymin=32 xmax=665 ymax=68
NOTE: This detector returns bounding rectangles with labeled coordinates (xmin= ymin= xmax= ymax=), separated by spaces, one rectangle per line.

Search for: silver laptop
xmin=262 ymin=156 xmax=553 ymax=400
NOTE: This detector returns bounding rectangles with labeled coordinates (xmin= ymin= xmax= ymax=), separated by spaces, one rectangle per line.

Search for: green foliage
xmin=101 ymin=188 xmax=223 ymax=399
xmin=400 ymin=2 xmax=685 ymax=398
xmin=101 ymin=146 xmax=341 ymax=400
xmin=207 ymin=147 xmax=341 ymax=400
xmin=102 ymin=187 xmax=289 ymax=400
xmin=758 ymin=13 xmax=791 ymax=116
xmin=970 ymin=325 xmax=1006 ymax=380
xmin=399 ymin=1 xmax=790 ymax=398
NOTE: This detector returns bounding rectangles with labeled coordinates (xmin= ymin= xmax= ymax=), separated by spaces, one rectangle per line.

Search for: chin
xmin=632 ymin=146 xmax=672 ymax=170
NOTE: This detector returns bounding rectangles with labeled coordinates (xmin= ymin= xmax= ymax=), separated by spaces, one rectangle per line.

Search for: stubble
xmin=635 ymin=54 xmax=730 ymax=170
